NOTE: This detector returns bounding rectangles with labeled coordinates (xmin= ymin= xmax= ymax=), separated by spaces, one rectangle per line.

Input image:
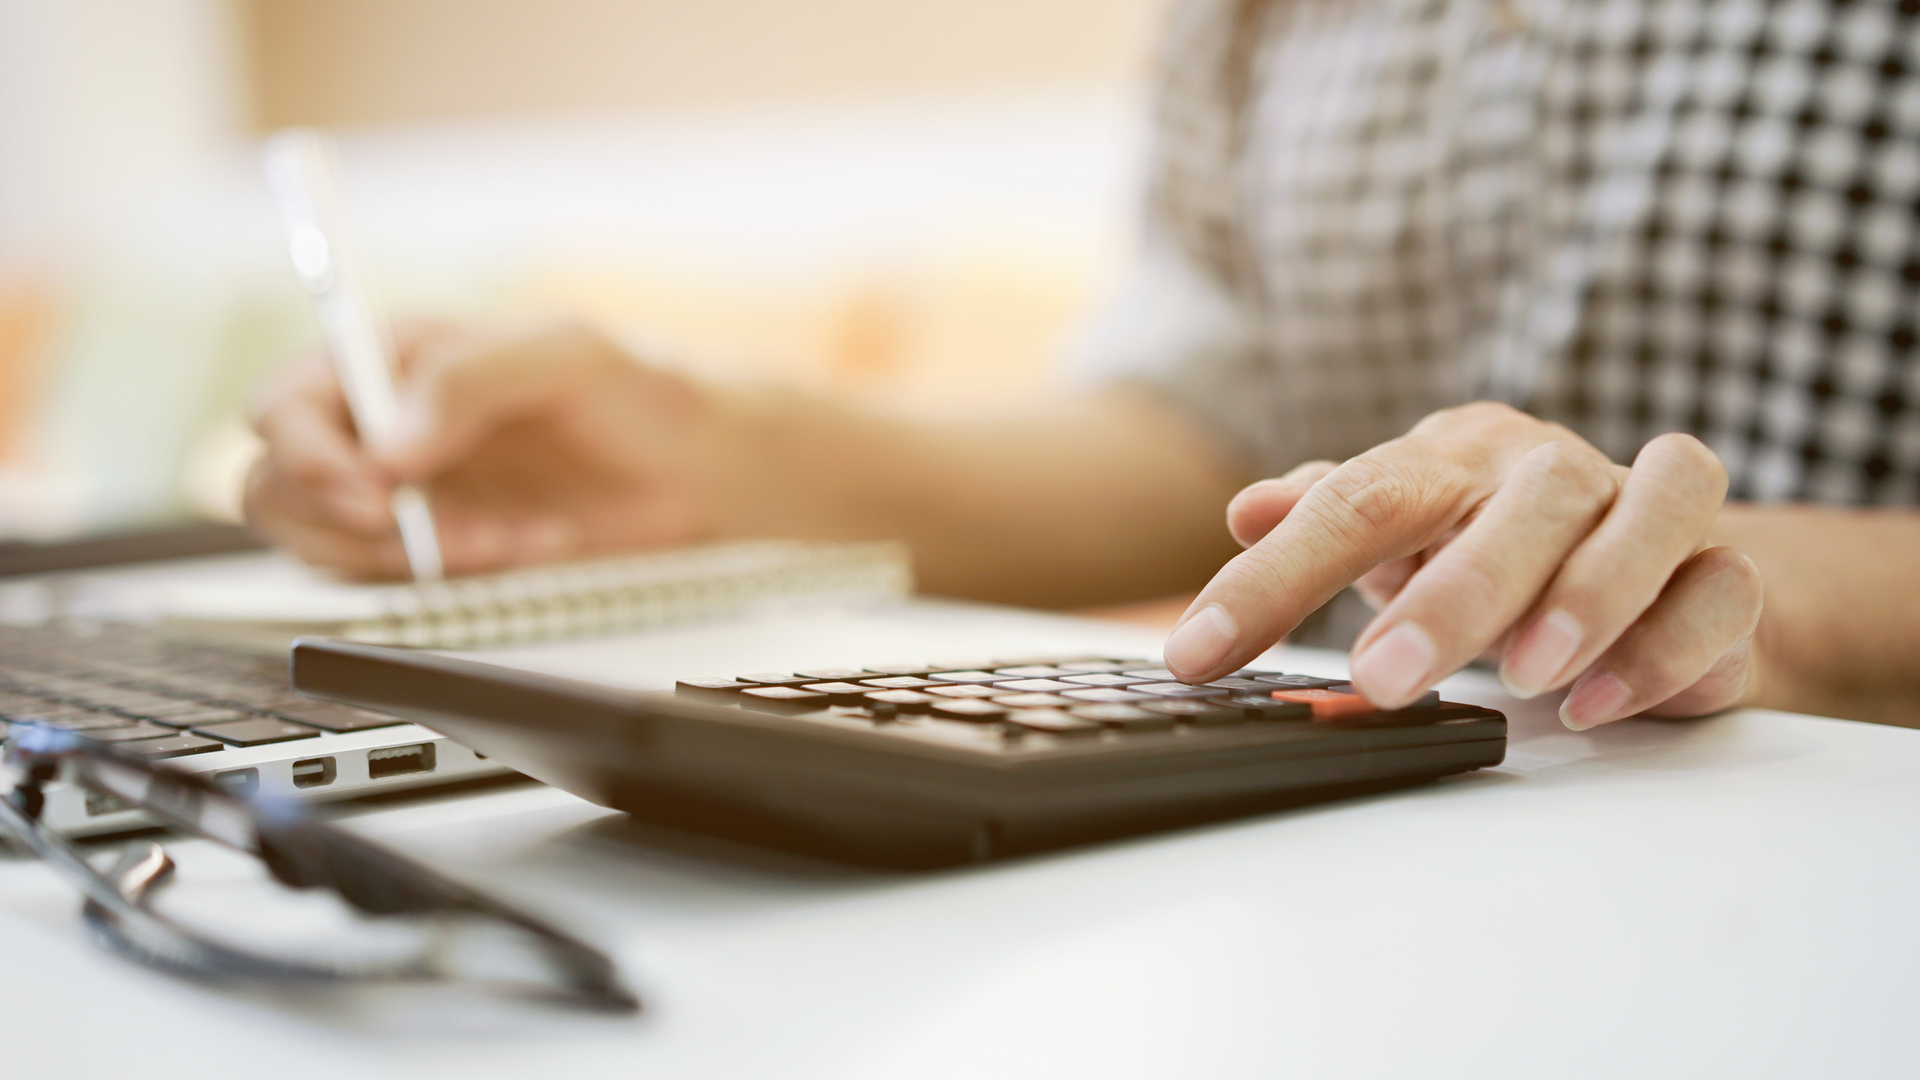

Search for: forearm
xmin=709 ymin=384 xmax=1252 ymax=607
xmin=1712 ymin=503 xmax=1920 ymax=725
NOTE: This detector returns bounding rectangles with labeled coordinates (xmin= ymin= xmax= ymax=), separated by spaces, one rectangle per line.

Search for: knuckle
xmin=1412 ymin=400 xmax=1524 ymax=439
xmin=1315 ymin=460 xmax=1424 ymax=549
xmin=1519 ymin=439 xmax=1619 ymax=509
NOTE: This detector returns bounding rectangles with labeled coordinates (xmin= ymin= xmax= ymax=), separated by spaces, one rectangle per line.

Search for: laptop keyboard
xmin=675 ymin=656 xmax=1458 ymax=752
xmin=0 ymin=623 xmax=403 ymax=757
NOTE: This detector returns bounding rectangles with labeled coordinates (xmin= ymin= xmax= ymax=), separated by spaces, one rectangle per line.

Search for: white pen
xmin=261 ymin=129 xmax=445 ymax=582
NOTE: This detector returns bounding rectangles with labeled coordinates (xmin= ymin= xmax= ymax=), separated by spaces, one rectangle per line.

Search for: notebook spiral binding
xmin=349 ymin=540 xmax=914 ymax=649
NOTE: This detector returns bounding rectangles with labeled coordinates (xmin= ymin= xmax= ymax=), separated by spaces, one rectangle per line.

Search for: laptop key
xmin=191 ymin=718 xmax=324 ymax=746
xmin=85 ymin=722 xmax=187 ymax=743
xmin=120 ymin=734 xmax=225 ymax=758
xmin=148 ymin=707 xmax=255 ymax=729
xmin=265 ymin=702 xmax=407 ymax=732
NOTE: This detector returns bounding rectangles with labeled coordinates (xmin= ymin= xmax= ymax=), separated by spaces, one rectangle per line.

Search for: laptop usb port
xmin=291 ymin=757 xmax=336 ymax=788
xmin=367 ymin=743 xmax=435 ymax=779
xmin=214 ymin=768 xmax=259 ymax=796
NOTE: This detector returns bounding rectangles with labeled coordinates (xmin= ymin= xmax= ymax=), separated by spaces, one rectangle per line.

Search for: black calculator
xmin=292 ymin=641 xmax=1506 ymax=868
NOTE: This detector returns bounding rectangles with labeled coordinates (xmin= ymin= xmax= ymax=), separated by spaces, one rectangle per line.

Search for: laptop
xmin=0 ymin=522 xmax=509 ymax=837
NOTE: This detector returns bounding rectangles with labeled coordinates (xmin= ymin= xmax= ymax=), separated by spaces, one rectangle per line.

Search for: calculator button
xmin=1140 ymin=699 xmax=1244 ymax=725
xmin=739 ymin=686 xmax=831 ymax=713
xmin=1221 ymin=695 xmax=1313 ymax=720
xmin=1204 ymin=678 xmax=1269 ymax=692
xmin=925 ymin=671 xmax=1005 ymax=684
xmin=793 ymin=667 xmax=872 ymax=680
xmin=678 ymin=677 xmax=752 ymax=692
xmin=1059 ymin=673 xmax=1147 ymax=687
xmin=927 ymin=660 xmax=997 ymax=674
xmin=1121 ymin=669 xmax=1178 ymax=682
xmin=1253 ymin=674 xmax=1351 ymax=690
xmin=1005 ymin=709 xmax=1103 ymax=735
xmin=1130 ymin=682 xmax=1227 ymax=698
xmin=993 ymin=678 xmax=1080 ymax=693
xmin=992 ymin=666 xmax=1068 ymax=678
xmin=860 ymin=676 xmax=942 ymax=690
xmin=1060 ymin=688 xmax=1154 ymax=704
xmin=931 ymin=699 xmax=1009 ymax=721
xmin=1269 ymin=688 xmax=1377 ymax=718
xmin=1067 ymin=704 xmax=1176 ymax=731
xmin=800 ymin=682 xmax=877 ymax=703
xmin=927 ymin=684 xmax=1001 ymax=699
xmin=863 ymin=662 xmax=941 ymax=676
xmin=736 ymin=673 xmax=815 ymax=687
xmin=1054 ymin=660 xmax=1136 ymax=674
xmin=993 ymin=692 xmax=1076 ymax=709
xmin=863 ymin=690 xmax=941 ymax=712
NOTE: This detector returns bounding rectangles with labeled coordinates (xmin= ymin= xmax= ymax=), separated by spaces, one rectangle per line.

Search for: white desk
xmin=3 ymin=602 xmax=1918 ymax=1079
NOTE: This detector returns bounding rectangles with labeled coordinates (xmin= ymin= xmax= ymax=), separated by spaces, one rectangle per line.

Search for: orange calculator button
xmin=1268 ymin=688 xmax=1376 ymax=719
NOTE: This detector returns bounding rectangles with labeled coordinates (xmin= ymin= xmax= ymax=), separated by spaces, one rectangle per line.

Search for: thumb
xmin=1225 ymin=460 xmax=1339 ymax=547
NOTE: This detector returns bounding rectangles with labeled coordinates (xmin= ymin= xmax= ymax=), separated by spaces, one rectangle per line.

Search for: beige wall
xmin=247 ymin=0 xmax=1163 ymax=128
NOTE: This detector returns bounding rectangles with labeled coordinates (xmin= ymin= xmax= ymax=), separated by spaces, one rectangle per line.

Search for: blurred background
xmin=0 ymin=0 xmax=1164 ymax=540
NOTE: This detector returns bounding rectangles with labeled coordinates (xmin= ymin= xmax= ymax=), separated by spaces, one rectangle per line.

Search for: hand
xmin=1161 ymin=402 xmax=1764 ymax=730
xmin=245 ymin=319 xmax=735 ymax=578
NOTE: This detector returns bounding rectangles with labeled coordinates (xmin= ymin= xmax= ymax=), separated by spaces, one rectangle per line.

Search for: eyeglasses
xmin=0 ymin=723 xmax=638 ymax=1013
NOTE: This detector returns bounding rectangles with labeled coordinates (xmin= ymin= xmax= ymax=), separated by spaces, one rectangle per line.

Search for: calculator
xmin=291 ymin=641 xmax=1506 ymax=868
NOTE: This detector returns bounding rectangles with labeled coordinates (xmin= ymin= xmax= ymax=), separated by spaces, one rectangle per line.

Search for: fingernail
xmin=1350 ymin=622 xmax=1437 ymax=707
xmin=1164 ymin=604 xmax=1238 ymax=680
xmin=1500 ymin=608 xmax=1584 ymax=699
xmin=1561 ymin=672 xmax=1632 ymax=731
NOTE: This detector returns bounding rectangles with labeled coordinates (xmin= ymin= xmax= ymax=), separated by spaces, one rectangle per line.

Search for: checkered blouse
xmin=1087 ymin=0 xmax=1920 ymax=505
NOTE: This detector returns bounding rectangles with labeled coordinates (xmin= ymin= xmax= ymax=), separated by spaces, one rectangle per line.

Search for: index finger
xmin=1162 ymin=448 xmax=1483 ymax=682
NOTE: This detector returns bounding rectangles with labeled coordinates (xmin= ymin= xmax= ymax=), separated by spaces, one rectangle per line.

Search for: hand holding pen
xmin=262 ymin=129 xmax=445 ymax=581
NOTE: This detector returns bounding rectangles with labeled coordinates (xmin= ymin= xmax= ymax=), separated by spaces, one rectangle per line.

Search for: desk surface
xmin=3 ymin=600 xmax=1917 ymax=1079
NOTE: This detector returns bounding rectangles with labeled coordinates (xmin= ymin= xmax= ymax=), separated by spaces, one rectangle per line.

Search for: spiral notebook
xmin=152 ymin=540 xmax=915 ymax=650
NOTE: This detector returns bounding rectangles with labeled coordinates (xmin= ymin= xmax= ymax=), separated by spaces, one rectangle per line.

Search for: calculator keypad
xmin=675 ymin=656 xmax=1477 ymax=754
